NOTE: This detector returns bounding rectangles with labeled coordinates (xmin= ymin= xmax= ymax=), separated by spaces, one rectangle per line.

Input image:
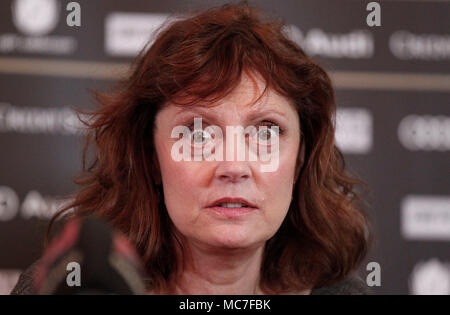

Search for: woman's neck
xmin=173 ymin=240 xmax=266 ymax=295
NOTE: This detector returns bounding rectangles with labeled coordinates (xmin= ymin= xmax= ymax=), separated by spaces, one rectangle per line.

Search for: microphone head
xmin=33 ymin=215 xmax=147 ymax=294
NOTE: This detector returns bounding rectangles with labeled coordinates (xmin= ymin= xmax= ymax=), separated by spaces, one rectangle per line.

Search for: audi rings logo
xmin=283 ymin=25 xmax=374 ymax=59
xmin=12 ymin=0 xmax=60 ymax=36
xmin=398 ymin=115 xmax=450 ymax=151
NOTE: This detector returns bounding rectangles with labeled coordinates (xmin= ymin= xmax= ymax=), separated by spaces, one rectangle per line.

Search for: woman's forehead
xmin=169 ymin=80 xmax=294 ymax=114
xmin=167 ymin=70 xmax=287 ymax=107
xmin=171 ymin=98 xmax=292 ymax=120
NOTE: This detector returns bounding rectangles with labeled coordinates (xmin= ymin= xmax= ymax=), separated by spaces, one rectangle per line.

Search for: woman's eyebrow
xmin=246 ymin=108 xmax=288 ymax=121
xmin=173 ymin=106 xmax=289 ymax=122
xmin=174 ymin=107 xmax=219 ymax=121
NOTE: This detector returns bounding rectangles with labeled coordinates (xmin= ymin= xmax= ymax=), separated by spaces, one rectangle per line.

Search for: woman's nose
xmin=213 ymin=125 xmax=253 ymax=183
xmin=214 ymin=160 xmax=252 ymax=183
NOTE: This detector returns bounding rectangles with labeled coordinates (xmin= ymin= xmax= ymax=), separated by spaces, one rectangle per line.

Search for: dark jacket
xmin=10 ymin=260 xmax=371 ymax=295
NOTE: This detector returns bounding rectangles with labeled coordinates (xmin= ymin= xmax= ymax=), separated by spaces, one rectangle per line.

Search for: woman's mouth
xmin=216 ymin=202 xmax=249 ymax=208
xmin=206 ymin=199 xmax=258 ymax=218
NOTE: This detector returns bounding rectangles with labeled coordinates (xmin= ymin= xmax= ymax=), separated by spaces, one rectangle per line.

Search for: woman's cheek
xmin=261 ymin=151 xmax=296 ymax=213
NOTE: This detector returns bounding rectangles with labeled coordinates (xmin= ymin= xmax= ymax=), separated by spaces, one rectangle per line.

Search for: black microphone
xmin=33 ymin=215 xmax=147 ymax=294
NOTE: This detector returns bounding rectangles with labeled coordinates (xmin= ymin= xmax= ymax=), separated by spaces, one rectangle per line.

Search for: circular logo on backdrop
xmin=11 ymin=0 xmax=60 ymax=36
xmin=0 ymin=186 xmax=19 ymax=222
xmin=409 ymin=258 xmax=450 ymax=295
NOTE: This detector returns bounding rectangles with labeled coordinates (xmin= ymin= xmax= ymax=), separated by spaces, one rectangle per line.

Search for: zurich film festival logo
xmin=0 ymin=0 xmax=80 ymax=54
xmin=0 ymin=185 xmax=68 ymax=221
xmin=170 ymin=118 xmax=280 ymax=173
xmin=12 ymin=0 xmax=61 ymax=36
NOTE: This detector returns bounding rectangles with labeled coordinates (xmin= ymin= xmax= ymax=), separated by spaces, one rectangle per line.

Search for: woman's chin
xmin=200 ymin=228 xmax=261 ymax=249
xmin=211 ymin=238 xmax=252 ymax=249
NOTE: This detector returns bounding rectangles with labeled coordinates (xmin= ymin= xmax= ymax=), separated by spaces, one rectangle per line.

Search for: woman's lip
xmin=208 ymin=197 xmax=257 ymax=208
xmin=206 ymin=206 xmax=257 ymax=218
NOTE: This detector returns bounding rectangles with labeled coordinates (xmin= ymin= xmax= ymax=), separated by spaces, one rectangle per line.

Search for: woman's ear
xmin=294 ymin=138 xmax=305 ymax=183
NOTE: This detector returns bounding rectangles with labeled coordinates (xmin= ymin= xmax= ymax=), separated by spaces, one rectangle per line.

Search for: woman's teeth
xmin=218 ymin=203 xmax=248 ymax=208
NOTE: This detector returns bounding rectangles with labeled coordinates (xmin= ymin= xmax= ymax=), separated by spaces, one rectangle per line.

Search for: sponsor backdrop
xmin=0 ymin=0 xmax=449 ymax=295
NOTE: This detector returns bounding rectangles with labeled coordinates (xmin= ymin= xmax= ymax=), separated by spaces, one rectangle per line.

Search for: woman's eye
xmin=257 ymin=128 xmax=272 ymax=141
xmin=253 ymin=122 xmax=281 ymax=144
xmin=191 ymin=129 xmax=212 ymax=145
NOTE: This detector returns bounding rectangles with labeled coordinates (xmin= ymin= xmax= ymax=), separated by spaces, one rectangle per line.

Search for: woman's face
xmin=154 ymin=72 xmax=301 ymax=250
